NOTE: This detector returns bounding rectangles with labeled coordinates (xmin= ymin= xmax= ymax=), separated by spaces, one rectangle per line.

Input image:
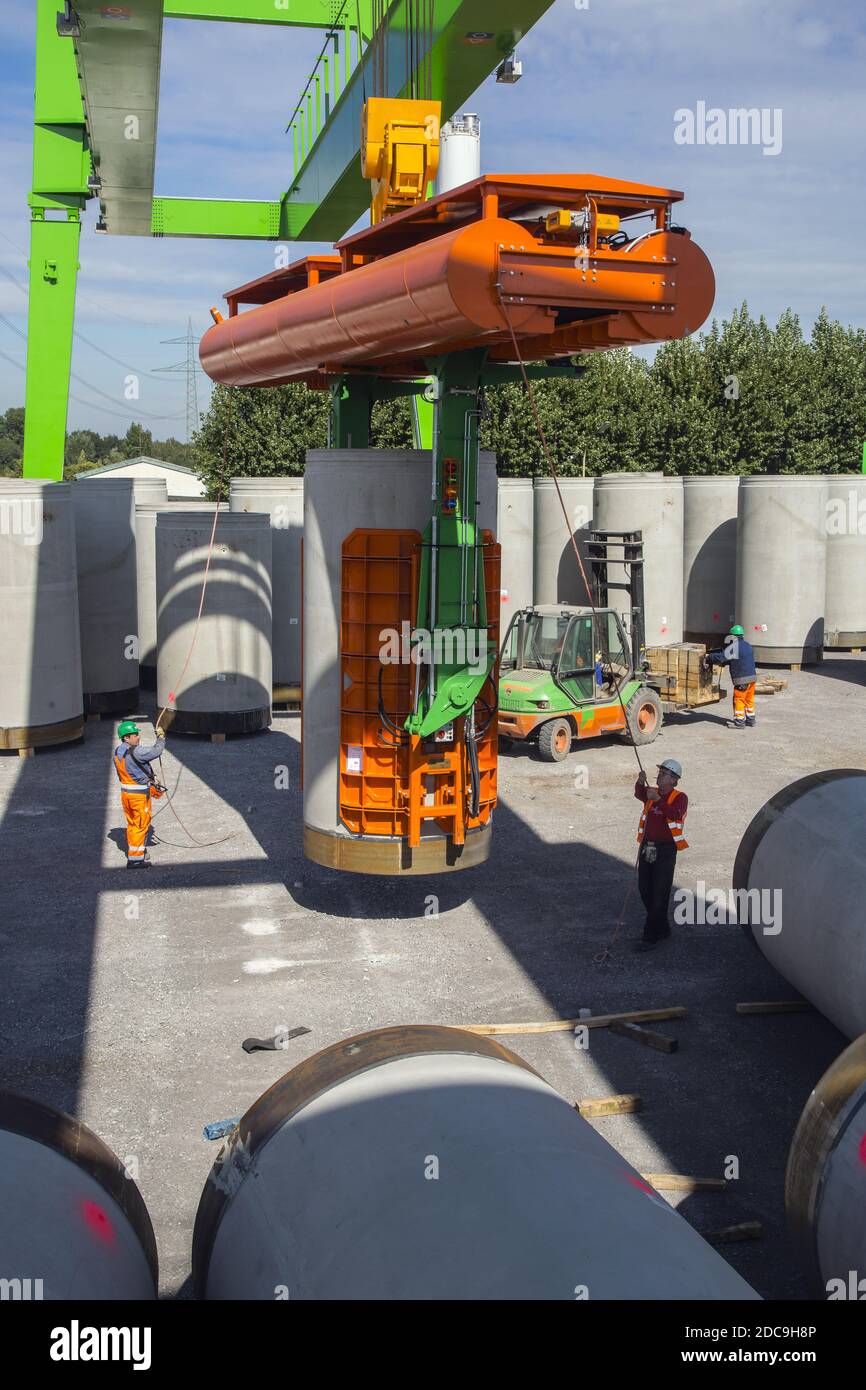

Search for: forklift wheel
xmin=537 ymin=718 xmax=573 ymax=762
xmin=623 ymin=687 xmax=663 ymax=745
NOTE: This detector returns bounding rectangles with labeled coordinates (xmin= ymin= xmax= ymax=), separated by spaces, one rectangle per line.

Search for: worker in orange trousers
xmin=114 ymin=720 xmax=166 ymax=868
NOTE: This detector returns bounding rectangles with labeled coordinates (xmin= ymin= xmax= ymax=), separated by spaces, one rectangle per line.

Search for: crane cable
xmin=496 ymin=292 xmax=652 ymax=962
xmin=149 ymin=390 xmax=239 ymax=850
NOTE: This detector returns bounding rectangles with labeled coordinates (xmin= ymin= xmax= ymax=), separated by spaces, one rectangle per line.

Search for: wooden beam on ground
xmin=705 ymin=1221 xmax=763 ymax=1244
xmin=575 ymin=1094 xmax=643 ymax=1118
xmin=735 ymin=1001 xmax=815 ymax=1015
xmin=643 ymin=1174 xmax=726 ymax=1193
xmin=463 ymin=1007 xmax=686 ymax=1036
xmin=611 ymin=1020 xmax=678 ymax=1053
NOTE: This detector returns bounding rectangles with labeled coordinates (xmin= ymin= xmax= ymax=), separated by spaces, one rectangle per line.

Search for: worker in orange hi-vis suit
xmin=114 ymin=720 xmax=166 ymax=869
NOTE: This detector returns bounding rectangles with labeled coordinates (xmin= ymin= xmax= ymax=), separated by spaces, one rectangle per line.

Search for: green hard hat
xmin=117 ymin=720 xmax=140 ymax=738
xmin=728 ymin=624 xmax=745 ymax=637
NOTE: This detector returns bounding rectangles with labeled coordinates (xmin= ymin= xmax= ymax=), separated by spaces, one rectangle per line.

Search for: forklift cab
xmin=500 ymin=605 xmax=633 ymax=702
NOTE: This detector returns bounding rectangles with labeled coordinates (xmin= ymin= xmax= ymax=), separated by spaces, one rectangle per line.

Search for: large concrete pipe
xmin=785 ymin=1033 xmax=866 ymax=1297
xmin=0 ymin=1090 xmax=157 ymax=1299
xmin=824 ymin=475 xmax=866 ymax=649
xmin=156 ymin=511 xmax=272 ymax=735
xmin=134 ymin=501 xmax=174 ymax=688
xmin=477 ymin=450 xmax=497 ymax=537
xmin=683 ymin=476 xmax=739 ymax=642
xmin=735 ymin=475 xmax=828 ymax=665
xmin=73 ymin=477 xmax=139 ymax=713
xmin=733 ymin=770 xmax=866 ymax=1039
xmin=498 ymin=478 xmax=534 ymax=617
xmin=192 ymin=1025 xmax=758 ymax=1301
xmin=593 ymin=472 xmax=684 ymax=645
xmin=136 ymin=500 xmax=229 ymax=688
xmin=230 ymin=477 xmax=304 ymax=690
xmin=0 ymin=480 xmax=84 ymax=751
xmin=303 ymin=449 xmax=496 ymax=875
xmin=533 ymin=477 xmax=594 ymax=606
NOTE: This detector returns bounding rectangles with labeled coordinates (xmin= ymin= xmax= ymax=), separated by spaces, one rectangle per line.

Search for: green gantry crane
xmin=22 ymin=0 xmax=556 ymax=480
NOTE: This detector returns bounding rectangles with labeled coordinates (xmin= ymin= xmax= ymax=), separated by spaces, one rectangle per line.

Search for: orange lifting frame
xmin=340 ymin=529 xmax=499 ymax=849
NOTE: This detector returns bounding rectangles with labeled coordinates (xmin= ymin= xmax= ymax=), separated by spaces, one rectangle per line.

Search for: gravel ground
xmin=1 ymin=654 xmax=862 ymax=1298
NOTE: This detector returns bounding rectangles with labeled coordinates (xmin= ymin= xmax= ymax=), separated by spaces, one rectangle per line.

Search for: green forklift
xmin=498 ymin=531 xmax=718 ymax=761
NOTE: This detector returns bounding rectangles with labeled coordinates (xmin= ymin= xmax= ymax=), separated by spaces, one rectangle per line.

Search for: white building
xmin=78 ymin=455 xmax=206 ymax=499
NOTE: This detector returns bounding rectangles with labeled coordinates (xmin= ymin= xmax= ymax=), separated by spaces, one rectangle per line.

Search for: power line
xmin=0 ymin=314 xmax=185 ymax=422
xmin=156 ymin=318 xmax=205 ymax=442
xmin=0 ymin=342 xmax=181 ymax=424
xmin=0 ymin=226 xmax=167 ymax=327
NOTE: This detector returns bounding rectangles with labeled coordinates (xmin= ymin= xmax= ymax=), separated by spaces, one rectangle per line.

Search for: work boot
xmin=726 ymin=720 xmax=746 ymax=730
xmin=745 ymin=716 xmax=756 ymax=728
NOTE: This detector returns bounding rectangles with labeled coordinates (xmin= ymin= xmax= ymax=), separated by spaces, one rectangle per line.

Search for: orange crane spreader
xmin=199 ymin=172 xmax=715 ymax=387
xmin=199 ymin=157 xmax=715 ymax=875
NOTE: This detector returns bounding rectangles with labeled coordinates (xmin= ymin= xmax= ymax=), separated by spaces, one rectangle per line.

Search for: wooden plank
xmin=575 ymin=1094 xmax=643 ymax=1118
xmin=463 ymin=1006 xmax=687 ymax=1036
xmin=705 ymin=1221 xmax=763 ymax=1244
xmin=735 ymin=1000 xmax=815 ymax=1015
xmin=610 ymin=1020 xmax=678 ymax=1053
xmin=642 ymin=1174 xmax=726 ymax=1193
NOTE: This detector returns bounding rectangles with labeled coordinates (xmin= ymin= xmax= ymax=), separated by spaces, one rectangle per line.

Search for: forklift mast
xmin=587 ymin=530 xmax=646 ymax=672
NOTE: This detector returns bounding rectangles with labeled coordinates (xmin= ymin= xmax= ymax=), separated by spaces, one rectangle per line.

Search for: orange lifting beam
xmin=199 ymin=173 xmax=715 ymax=389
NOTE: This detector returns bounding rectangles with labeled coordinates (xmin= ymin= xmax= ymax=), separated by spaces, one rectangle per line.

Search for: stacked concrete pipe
xmin=532 ymin=476 xmax=595 ymax=607
xmin=156 ymin=510 xmax=272 ymax=735
xmin=73 ymin=477 xmax=139 ymax=713
xmin=0 ymin=479 xmax=84 ymax=750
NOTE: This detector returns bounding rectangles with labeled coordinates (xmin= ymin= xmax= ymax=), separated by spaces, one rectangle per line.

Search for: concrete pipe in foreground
xmin=0 ymin=1091 xmax=157 ymax=1299
xmin=192 ymin=1025 xmax=759 ymax=1300
xmin=786 ymin=1033 xmax=866 ymax=1297
xmin=733 ymin=769 xmax=866 ymax=1040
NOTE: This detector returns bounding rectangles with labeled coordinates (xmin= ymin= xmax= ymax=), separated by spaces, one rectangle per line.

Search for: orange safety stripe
xmin=637 ymin=789 xmax=689 ymax=851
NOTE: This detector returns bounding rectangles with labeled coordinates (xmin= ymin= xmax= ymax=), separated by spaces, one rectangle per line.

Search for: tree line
xmin=196 ymin=305 xmax=866 ymax=493
xmin=2 ymin=305 xmax=863 ymax=484
xmin=0 ymin=413 xmax=198 ymax=479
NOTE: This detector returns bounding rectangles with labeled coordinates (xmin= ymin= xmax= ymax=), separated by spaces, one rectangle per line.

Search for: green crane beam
xmin=286 ymin=0 xmax=555 ymax=240
xmin=23 ymin=0 xmax=556 ymax=479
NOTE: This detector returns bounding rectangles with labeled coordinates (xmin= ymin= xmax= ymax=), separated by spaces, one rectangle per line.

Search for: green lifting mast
xmin=22 ymin=0 xmax=556 ymax=481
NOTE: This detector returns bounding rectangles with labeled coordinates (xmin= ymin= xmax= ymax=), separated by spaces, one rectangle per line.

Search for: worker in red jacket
xmin=633 ymin=758 xmax=688 ymax=952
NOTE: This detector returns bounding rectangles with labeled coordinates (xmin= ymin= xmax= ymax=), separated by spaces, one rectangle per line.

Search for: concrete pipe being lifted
xmin=786 ymin=1033 xmax=866 ymax=1298
xmin=733 ymin=769 xmax=866 ymax=1040
xmin=192 ymin=1026 xmax=759 ymax=1301
xmin=0 ymin=1090 xmax=157 ymax=1299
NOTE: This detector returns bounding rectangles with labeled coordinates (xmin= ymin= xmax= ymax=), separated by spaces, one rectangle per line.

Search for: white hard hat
xmin=658 ymin=758 xmax=683 ymax=778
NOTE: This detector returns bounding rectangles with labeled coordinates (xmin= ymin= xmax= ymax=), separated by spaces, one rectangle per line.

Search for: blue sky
xmin=1 ymin=0 xmax=864 ymax=438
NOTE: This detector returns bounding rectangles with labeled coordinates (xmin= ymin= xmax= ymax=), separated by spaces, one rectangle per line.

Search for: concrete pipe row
xmin=1 ymin=1029 xmax=758 ymax=1300
xmin=498 ymin=472 xmax=866 ymax=664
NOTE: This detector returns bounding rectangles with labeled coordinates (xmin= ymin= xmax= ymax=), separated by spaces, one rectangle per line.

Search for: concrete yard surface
xmin=1 ymin=656 xmax=862 ymax=1298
